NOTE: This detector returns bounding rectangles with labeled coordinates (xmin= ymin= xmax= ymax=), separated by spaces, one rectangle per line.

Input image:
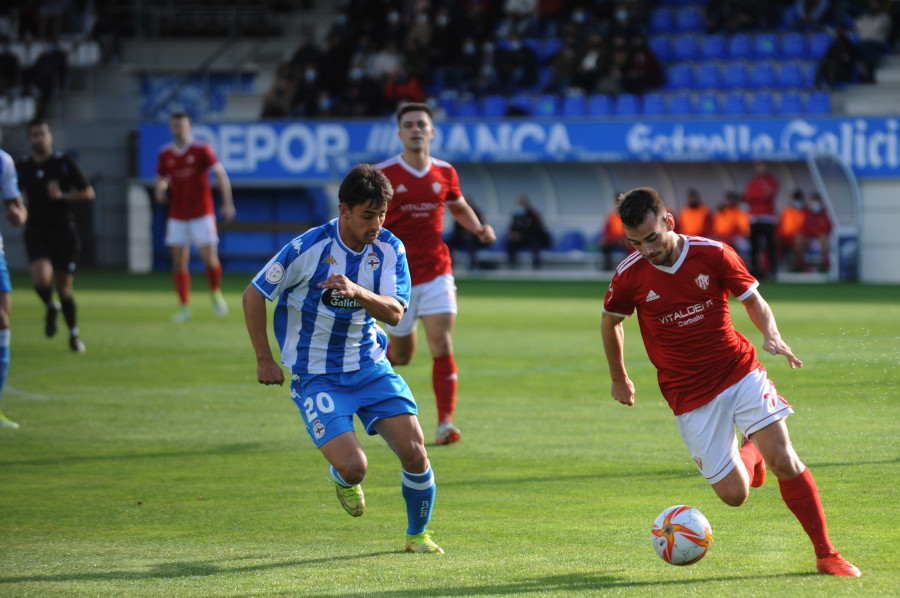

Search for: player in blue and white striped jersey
xmin=243 ymin=164 xmax=443 ymax=554
xmin=0 ymin=147 xmax=28 ymax=430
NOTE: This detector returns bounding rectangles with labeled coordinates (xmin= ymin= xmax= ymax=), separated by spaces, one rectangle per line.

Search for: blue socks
xmin=402 ymin=466 xmax=435 ymax=535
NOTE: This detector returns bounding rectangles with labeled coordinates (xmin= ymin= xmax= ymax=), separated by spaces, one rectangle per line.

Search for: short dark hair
xmin=396 ymin=102 xmax=433 ymax=124
xmin=339 ymin=164 xmax=394 ymax=210
xmin=27 ymin=117 xmax=49 ymax=131
xmin=617 ymin=187 xmax=668 ymax=228
xmin=170 ymin=111 xmax=190 ymax=121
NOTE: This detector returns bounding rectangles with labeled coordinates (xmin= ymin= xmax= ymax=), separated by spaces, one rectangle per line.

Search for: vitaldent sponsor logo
xmin=658 ymin=299 xmax=714 ymax=325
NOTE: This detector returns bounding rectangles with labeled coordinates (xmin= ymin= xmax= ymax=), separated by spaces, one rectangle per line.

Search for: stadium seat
xmin=562 ymin=93 xmax=587 ymax=116
xmin=649 ymin=36 xmax=672 ymax=62
xmin=749 ymin=62 xmax=776 ymax=89
xmin=673 ymin=35 xmax=699 ymax=61
xmin=480 ymin=94 xmax=508 ymax=117
xmin=754 ymin=33 xmax=780 ymax=59
xmin=676 ymin=6 xmax=704 ymax=32
xmin=808 ymin=31 xmax=832 ymax=60
xmin=806 ymin=90 xmax=831 ymax=114
xmin=781 ymin=32 xmax=808 ymax=59
xmin=642 ymin=92 xmax=667 ymax=115
xmin=777 ymin=90 xmax=804 ymax=114
xmin=728 ymin=33 xmax=753 ymax=60
xmin=700 ymin=34 xmax=726 ymax=60
xmin=508 ymin=93 xmax=533 ymax=115
xmin=455 ymin=95 xmax=479 ymax=117
xmin=557 ymin=230 xmax=587 ymax=252
xmin=723 ymin=91 xmax=748 ymax=115
xmin=750 ymin=91 xmax=775 ymax=115
xmin=542 ymin=38 xmax=563 ymax=62
xmin=696 ymin=62 xmax=722 ymax=89
xmin=722 ymin=62 xmax=748 ymax=89
xmin=696 ymin=92 xmax=720 ymax=115
xmin=588 ymin=93 xmax=613 ymax=116
xmin=615 ymin=93 xmax=641 ymax=116
xmin=669 ymin=92 xmax=693 ymax=114
xmin=666 ymin=62 xmax=694 ymax=89
xmin=776 ymin=61 xmax=805 ymax=89
xmin=648 ymin=8 xmax=675 ymax=34
xmin=533 ymin=93 xmax=561 ymax=116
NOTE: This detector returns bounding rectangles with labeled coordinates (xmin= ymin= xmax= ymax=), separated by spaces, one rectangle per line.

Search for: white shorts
xmin=165 ymin=215 xmax=219 ymax=247
xmin=675 ymin=368 xmax=794 ymax=484
xmin=384 ymin=273 xmax=457 ymax=337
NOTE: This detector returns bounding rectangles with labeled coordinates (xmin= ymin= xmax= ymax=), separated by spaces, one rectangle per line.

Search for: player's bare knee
xmin=719 ymin=489 xmax=749 ymax=507
xmin=400 ymin=443 xmax=429 ymax=473
xmin=335 ymin=458 xmax=368 ymax=485
xmin=391 ymin=352 xmax=412 ymax=366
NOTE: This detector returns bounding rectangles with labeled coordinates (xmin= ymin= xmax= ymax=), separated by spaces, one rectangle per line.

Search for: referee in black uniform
xmin=17 ymin=118 xmax=95 ymax=353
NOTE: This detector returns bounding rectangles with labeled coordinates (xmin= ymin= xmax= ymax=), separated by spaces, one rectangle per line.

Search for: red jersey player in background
xmin=376 ymin=102 xmax=496 ymax=445
xmin=155 ymin=111 xmax=235 ymax=322
xmin=743 ymin=161 xmax=780 ymax=279
xmin=600 ymin=187 xmax=860 ymax=577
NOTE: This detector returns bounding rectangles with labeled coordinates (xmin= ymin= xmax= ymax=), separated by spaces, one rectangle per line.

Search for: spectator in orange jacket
xmin=599 ymin=194 xmax=632 ymax=270
xmin=712 ymin=190 xmax=750 ymax=260
xmin=677 ymin=188 xmax=713 ymax=237
xmin=777 ymin=189 xmax=807 ymax=271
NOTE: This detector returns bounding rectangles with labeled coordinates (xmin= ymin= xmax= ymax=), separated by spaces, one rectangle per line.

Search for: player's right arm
xmin=153 ymin=176 xmax=168 ymax=204
xmin=601 ymin=311 xmax=635 ymax=406
xmin=242 ymin=284 xmax=285 ymax=386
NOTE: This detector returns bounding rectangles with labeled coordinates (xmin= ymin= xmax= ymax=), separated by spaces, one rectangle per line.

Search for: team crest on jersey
xmin=693 ymin=456 xmax=703 ymax=470
xmin=313 ymin=419 xmax=326 ymax=440
xmin=365 ymin=252 xmax=381 ymax=269
xmin=321 ymin=254 xmax=337 ymax=265
xmin=432 ymin=182 xmax=442 ymax=194
xmin=694 ymin=274 xmax=710 ymax=290
xmin=265 ymin=262 xmax=284 ymax=283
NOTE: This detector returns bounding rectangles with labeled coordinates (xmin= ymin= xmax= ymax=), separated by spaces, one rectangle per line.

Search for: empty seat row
xmin=650 ymin=31 xmax=834 ymax=62
xmin=666 ymin=60 xmax=818 ymax=91
xmin=444 ymin=90 xmax=831 ymax=118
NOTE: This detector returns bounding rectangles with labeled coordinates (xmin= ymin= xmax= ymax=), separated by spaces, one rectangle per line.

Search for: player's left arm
xmin=4 ymin=195 xmax=27 ymax=227
xmin=211 ymin=163 xmax=235 ymax=223
xmin=317 ymin=273 xmax=405 ymax=326
xmin=54 ymin=156 xmax=95 ymax=202
xmin=742 ymin=290 xmax=803 ymax=369
xmin=448 ymin=198 xmax=496 ymax=244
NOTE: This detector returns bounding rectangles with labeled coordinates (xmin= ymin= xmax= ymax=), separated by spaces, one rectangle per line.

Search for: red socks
xmin=739 ymin=440 xmax=765 ymax=488
xmin=779 ymin=467 xmax=836 ymax=558
xmin=173 ymin=270 xmax=190 ymax=305
xmin=433 ymin=354 xmax=458 ymax=423
xmin=206 ymin=263 xmax=223 ymax=293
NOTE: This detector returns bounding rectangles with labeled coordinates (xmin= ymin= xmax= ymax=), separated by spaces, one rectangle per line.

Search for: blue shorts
xmin=291 ymin=359 xmax=417 ymax=448
xmin=0 ymin=251 xmax=11 ymax=293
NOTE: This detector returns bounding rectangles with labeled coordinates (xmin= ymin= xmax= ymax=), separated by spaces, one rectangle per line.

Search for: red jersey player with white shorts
xmin=376 ymin=102 xmax=495 ymax=445
xmin=155 ymin=111 xmax=235 ymax=322
xmin=600 ymin=187 xmax=859 ymax=577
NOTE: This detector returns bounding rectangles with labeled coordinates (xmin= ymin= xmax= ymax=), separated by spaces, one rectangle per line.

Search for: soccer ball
xmin=651 ymin=505 xmax=713 ymax=566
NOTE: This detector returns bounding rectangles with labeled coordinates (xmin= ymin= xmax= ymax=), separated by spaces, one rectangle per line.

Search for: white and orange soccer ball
xmin=651 ymin=505 xmax=713 ymax=566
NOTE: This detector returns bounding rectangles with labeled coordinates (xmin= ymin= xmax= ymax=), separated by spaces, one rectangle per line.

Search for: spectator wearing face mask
xmin=795 ymin=191 xmax=833 ymax=272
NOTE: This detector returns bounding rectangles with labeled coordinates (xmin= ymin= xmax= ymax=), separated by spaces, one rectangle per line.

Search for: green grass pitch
xmin=0 ymin=270 xmax=896 ymax=597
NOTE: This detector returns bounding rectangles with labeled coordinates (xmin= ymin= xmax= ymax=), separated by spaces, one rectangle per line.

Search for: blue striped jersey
xmin=0 ymin=148 xmax=21 ymax=252
xmin=251 ymin=218 xmax=410 ymax=375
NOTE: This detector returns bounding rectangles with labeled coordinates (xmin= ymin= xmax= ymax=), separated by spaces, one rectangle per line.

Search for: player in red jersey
xmin=376 ymin=102 xmax=496 ymax=445
xmin=600 ymin=187 xmax=860 ymax=577
xmin=155 ymin=112 xmax=235 ymax=322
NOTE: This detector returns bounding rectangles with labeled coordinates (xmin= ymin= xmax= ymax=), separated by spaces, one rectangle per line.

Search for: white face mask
xmin=810 ymin=201 xmax=823 ymax=213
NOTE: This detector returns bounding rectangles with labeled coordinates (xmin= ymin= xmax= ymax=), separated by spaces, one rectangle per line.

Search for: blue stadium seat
xmin=508 ymin=93 xmax=533 ymax=115
xmin=562 ymin=93 xmax=587 ymax=116
xmin=533 ymin=93 xmax=561 ymax=116
xmin=673 ymin=35 xmax=699 ymax=61
xmin=754 ymin=33 xmax=780 ymax=59
xmin=649 ymin=36 xmax=672 ymax=62
xmin=649 ymin=8 xmax=675 ymax=34
xmin=614 ymin=93 xmax=641 ymax=116
xmin=700 ymin=34 xmax=726 ymax=60
xmin=801 ymin=61 xmax=818 ymax=87
xmin=558 ymin=230 xmax=587 ymax=252
xmin=455 ymin=95 xmax=479 ymax=117
xmin=750 ymin=91 xmax=775 ymax=115
xmin=723 ymin=91 xmax=748 ymax=115
xmin=696 ymin=62 xmax=722 ymax=89
xmin=669 ymin=92 xmax=693 ymax=114
xmin=588 ymin=93 xmax=613 ymax=116
xmin=749 ymin=62 xmax=776 ymax=89
xmin=676 ymin=6 xmax=704 ymax=32
xmin=728 ymin=33 xmax=753 ymax=60
xmin=666 ymin=62 xmax=694 ymax=89
xmin=722 ymin=62 xmax=748 ymax=89
xmin=806 ymin=90 xmax=831 ymax=114
xmin=696 ymin=92 xmax=720 ymax=115
xmin=781 ymin=32 xmax=808 ymax=59
xmin=777 ymin=90 xmax=804 ymax=114
xmin=542 ymin=38 xmax=563 ymax=62
xmin=642 ymin=92 xmax=667 ymax=115
xmin=480 ymin=94 xmax=507 ymax=117
xmin=776 ymin=61 xmax=805 ymax=89
xmin=809 ymin=31 xmax=832 ymax=60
